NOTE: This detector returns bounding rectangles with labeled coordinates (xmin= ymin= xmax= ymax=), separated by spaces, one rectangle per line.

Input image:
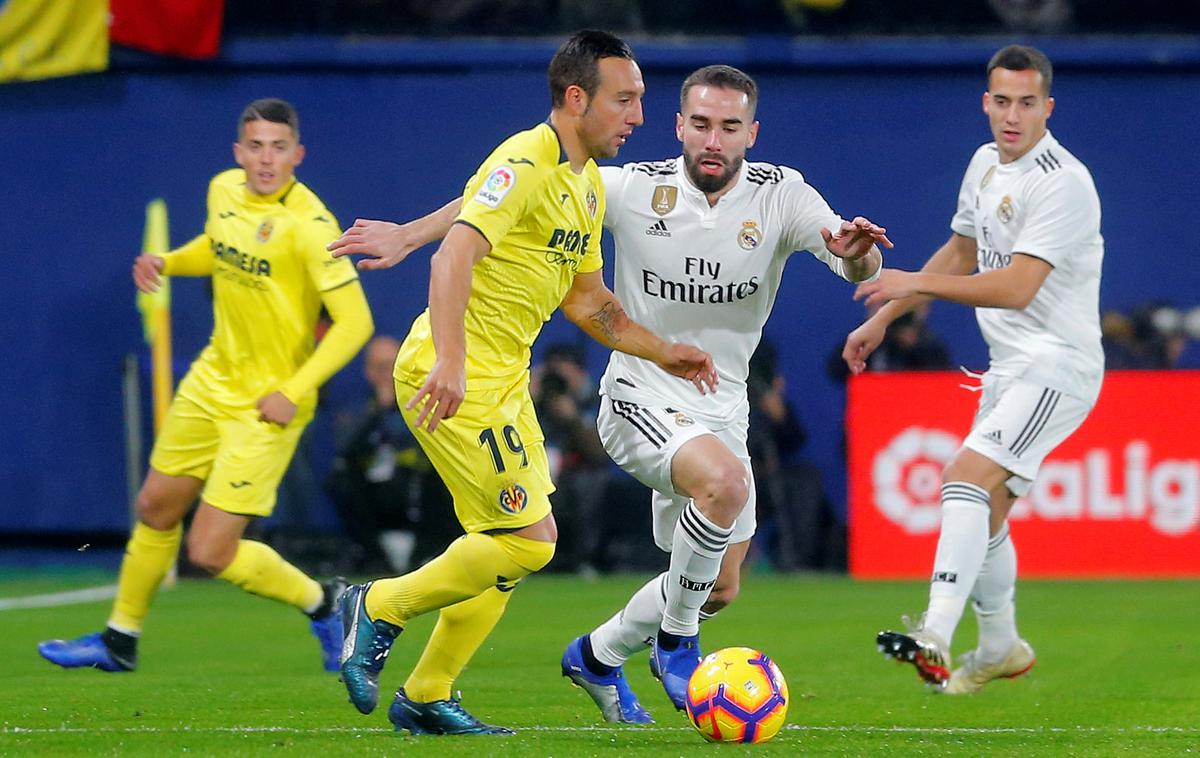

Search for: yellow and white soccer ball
xmin=684 ymin=646 xmax=789 ymax=743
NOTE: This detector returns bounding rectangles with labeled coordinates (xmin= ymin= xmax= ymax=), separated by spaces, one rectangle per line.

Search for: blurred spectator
xmin=1104 ymin=302 xmax=1198 ymax=370
xmin=560 ymin=0 xmax=644 ymax=32
xmin=827 ymin=304 xmax=951 ymax=383
xmin=1100 ymin=309 xmax=1145 ymax=369
xmin=747 ymin=340 xmax=836 ymax=571
xmin=1178 ymin=306 xmax=1200 ymax=369
xmin=820 ymin=306 xmax=951 ymax=564
xmin=325 ymin=335 xmax=460 ymax=574
xmin=1148 ymin=304 xmax=1190 ymax=368
xmin=986 ymin=0 xmax=1073 ymax=33
xmin=531 ymin=343 xmax=612 ymax=574
xmin=220 ymin=0 xmax=1200 ymax=35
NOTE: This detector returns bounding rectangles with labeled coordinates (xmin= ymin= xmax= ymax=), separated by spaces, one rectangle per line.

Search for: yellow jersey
xmin=177 ymin=169 xmax=358 ymax=410
xmin=396 ymin=122 xmax=604 ymax=390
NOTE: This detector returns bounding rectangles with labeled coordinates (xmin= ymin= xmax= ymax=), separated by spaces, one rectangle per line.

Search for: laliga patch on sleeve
xmin=473 ymin=166 xmax=517 ymax=209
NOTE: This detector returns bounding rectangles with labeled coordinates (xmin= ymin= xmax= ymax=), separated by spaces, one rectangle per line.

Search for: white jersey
xmin=950 ymin=131 xmax=1104 ymax=403
xmin=599 ymin=157 xmax=875 ymax=422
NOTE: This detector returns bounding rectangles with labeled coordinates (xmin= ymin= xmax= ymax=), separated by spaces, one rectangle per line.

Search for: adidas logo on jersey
xmin=982 ymin=429 xmax=1003 ymax=444
xmin=645 ymin=219 xmax=671 ymax=237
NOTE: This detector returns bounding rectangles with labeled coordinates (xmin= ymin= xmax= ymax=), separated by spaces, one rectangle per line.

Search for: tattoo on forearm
xmin=589 ymin=301 xmax=625 ymax=345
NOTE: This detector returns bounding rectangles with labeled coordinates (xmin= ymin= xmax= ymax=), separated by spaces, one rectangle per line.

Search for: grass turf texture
xmin=2 ymin=571 xmax=1198 ymax=756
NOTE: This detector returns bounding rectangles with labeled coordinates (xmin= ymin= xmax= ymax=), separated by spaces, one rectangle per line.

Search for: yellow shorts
xmin=397 ymin=375 xmax=554 ymax=534
xmin=149 ymin=391 xmax=313 ymax=517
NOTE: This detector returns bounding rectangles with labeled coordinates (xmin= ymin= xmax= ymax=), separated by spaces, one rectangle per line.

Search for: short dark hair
xmin=987 ymin=45 xmax=1053 ymax=95
xmin=548 ymin=30 xmax=635 ymax=108
xmin=680 ymin=65 xmax=759 ymax=117
xmin=239 ymin=98 xmax=300 ymax=139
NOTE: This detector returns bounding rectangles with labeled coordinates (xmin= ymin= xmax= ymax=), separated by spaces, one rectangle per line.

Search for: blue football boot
xmin=649 ymin=632 xmax=702 ymax=711
xmin=309 ymin=578 xmax=347 ymax=673
xmin=339 ymin=582 xmax=401 ymax=714
xmin=561 ymin=635 xmax=654 ymax=724
xmin=388 ymin=687 xmax=514 ymax=735
xmin=38 ymin=632 xmax=135 ymax=672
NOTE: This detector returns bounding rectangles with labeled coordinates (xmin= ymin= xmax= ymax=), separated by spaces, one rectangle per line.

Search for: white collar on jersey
xmin=675 ymin=154 xmax=752 ymax=207
xmin=1001 ymin=129 xmax=1060 ymax=174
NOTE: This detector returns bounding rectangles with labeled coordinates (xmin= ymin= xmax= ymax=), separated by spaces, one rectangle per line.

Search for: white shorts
xmin=597 ymin=394 xmax=757 ymax=551
xmin=963 ymin=374 xmax=1093 ymax=496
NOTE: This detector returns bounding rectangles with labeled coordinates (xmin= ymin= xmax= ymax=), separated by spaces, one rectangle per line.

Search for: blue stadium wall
xmin=2 ymin=37 xmax=1197 ymax=533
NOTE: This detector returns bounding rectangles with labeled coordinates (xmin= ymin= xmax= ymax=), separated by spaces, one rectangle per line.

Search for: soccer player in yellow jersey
xmin=38 ymin=99 xmax=374 ymax=674
xmin=332 ymin=31 xmax=716 ymax=735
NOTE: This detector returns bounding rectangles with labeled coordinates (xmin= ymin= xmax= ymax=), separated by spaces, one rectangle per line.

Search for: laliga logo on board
xmin=872 ymin=428 xmax=1200 ymax=536
xmin=871 ymin=426 xmax=961 ymax=535
xmin=1013 ymin=441 xmax=1200 ymax=535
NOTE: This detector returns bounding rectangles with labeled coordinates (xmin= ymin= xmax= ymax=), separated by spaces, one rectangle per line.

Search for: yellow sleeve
xmin=277 ymin=279 xmax=373 ymax=403
xmin=577 ymin=168 xmax=605 ymax=275
xmin=456 ymin=133 xmax=554 ymax=246
xmin=296 ymin=211 xmax=358 ymax=291
xmin=160 ymin=234 xmax=212 ymax=276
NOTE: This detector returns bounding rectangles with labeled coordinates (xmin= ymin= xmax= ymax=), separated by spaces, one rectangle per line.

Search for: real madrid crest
xmin=996 ymin=195 xmax=1014 ymax=224
xmin=586 ymin=188 xmax=598 ymax=219
xmin=651 ymin=185 xmax=677 ymax=216
xmin=737 ymin=220 xmax=762 ymax=251
xmin=256 ymin=220 xmax=274 ymax=243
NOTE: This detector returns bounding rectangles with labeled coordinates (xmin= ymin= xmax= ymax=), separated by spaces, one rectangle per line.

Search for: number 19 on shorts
xmin=478 ymin=425 xmax=528 ymax=473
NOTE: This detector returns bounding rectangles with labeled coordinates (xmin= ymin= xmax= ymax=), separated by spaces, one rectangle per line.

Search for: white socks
xmin=590 ymin=573 xmax=667 ymax=668
xmin=661 ymin=501 xmax=731 ymax=637
xmin=590 ymin=571 xmax=722 ymax=668
xmin=924 ymin=482 xmax=991 ymax=648
xmin=972 ymin=521 xmax=1020 ymax=661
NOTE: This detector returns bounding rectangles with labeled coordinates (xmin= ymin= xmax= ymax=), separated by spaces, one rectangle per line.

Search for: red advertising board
xmin=848 ymin=371 xmax=1200 ymax=578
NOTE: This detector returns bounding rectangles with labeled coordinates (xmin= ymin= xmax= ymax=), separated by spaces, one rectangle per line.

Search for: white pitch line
xmin=0 ymin=584 xmax=117 ymax=611
xmin=2 ymin=725 xmax=1197 ymax=736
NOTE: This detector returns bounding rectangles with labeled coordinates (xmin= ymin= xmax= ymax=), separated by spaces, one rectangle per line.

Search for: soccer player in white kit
xmin=558 ymin=64 xmax=888 ymax=721
xmin=843 ymin=45 xmax=1104 ymax=694
xmin=325 ymin=65 xmax=889 ymax=720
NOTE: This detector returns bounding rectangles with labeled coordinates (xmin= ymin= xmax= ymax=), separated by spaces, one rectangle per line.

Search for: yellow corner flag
xmin=136 ymin=199 xmax=173 ymax=433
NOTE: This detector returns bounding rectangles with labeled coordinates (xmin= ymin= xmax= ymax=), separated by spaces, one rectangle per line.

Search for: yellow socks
xmin=365 ymin=532 xmax=554 ymax=627
xmin=402 ymin=588 xmax=512 ymax=702
xmin=215 ymin=540 xmax=323 ymax=612
xmin=108 ymin=522 xmax=183 ymax=633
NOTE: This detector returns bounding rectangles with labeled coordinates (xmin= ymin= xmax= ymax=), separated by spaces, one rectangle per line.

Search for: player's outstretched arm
xmin=405 ymin=223 xmax=491 ymax=432
xmin=856 ymin=252 xmax=1050 ymax=311
xmin=560 ymin=271 xmax=718 ymax=395
xmin=820 ymin=216 xmax=891 ymax=281
xmin=134 ymin=234 xmax=214 ymax=292
xmin=841 ymin=232 xmax=976 ymax=374
xmin=328 ymin=198 xmax=462 ymax=271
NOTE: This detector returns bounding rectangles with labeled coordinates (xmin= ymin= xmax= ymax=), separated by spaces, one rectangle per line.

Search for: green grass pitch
xmin=2 ymin=569 xmax=1198 ymax=756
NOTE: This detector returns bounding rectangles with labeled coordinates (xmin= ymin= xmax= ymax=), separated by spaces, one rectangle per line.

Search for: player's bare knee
xmin=186 ymin=533 xmax=234 ymax=575
xmin=941 ymin=458 xmax=972 ymax=486
xmin=134 ymin=489 xmax=176 ymax=530
xmin=695 ymin=464 xmax=749 ymax=525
